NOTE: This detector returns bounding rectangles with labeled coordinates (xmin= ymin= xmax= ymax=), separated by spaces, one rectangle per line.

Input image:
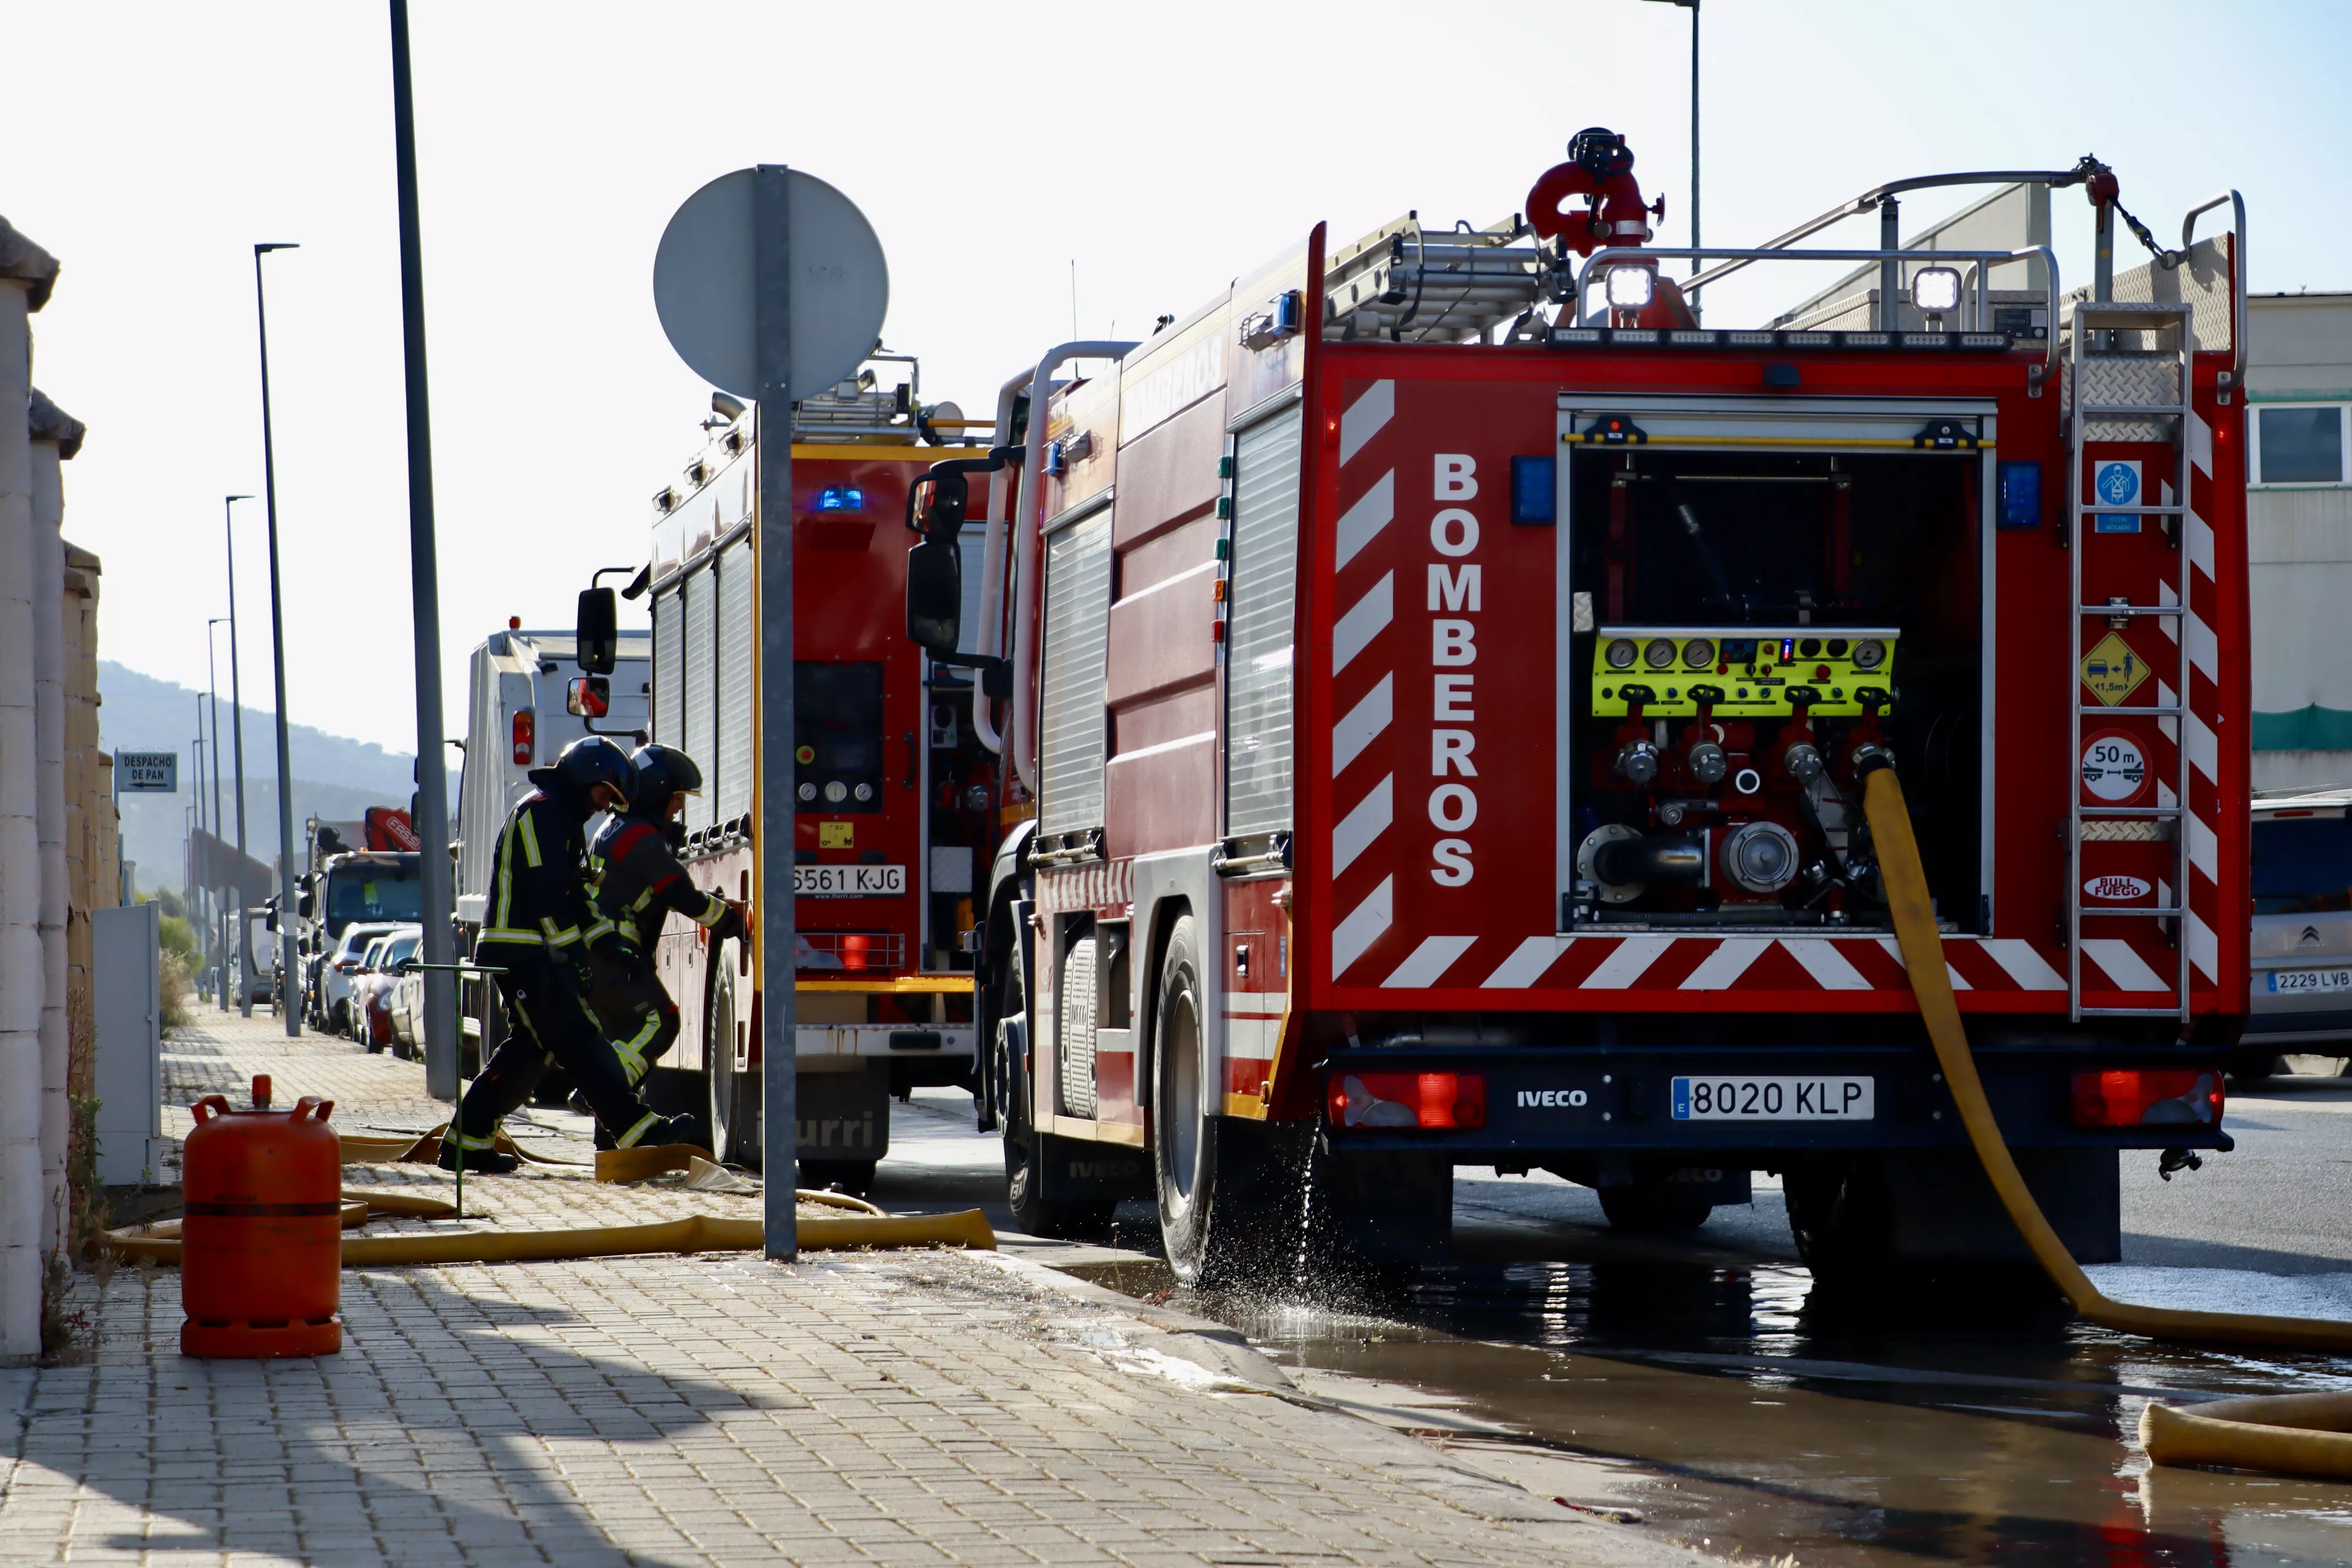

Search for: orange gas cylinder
xmin=180 ymin=1075 xmax=343 ymax=1358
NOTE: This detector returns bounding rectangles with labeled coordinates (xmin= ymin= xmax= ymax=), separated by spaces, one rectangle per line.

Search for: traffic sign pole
xmin=650 ymin=160 xmax=886 ymax=1260
xmin=754 ymin=165 xmax=798 ymax=1262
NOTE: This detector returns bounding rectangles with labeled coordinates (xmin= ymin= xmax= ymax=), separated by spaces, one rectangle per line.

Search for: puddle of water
xmin=1063 ymin=1255 xmax=2352 ymax=1567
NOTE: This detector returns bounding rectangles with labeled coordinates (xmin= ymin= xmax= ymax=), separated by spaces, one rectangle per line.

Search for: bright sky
xmin=8 ymin=0 xmax=2347 ymax=754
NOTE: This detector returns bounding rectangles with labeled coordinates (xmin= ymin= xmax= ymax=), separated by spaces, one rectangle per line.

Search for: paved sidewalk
xmin=1 ymin=1015 xmax=1703 ymax=1567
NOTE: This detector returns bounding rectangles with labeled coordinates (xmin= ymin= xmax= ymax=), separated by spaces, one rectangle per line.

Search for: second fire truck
xmin=584 ymin=360 xmax=998 ymax=1194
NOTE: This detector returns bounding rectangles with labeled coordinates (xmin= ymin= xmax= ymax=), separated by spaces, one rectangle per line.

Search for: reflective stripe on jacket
xmin=587 ymin=814 xmax=727 ymax=953
xmin=476 ymin=789 xmax=611 ymax=954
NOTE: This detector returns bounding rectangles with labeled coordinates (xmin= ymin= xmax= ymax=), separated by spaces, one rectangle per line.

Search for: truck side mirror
xmin=906 ymin=535 xmax=962 ymax=654
xmin=576 ymin=586 xmax=618 ymax=675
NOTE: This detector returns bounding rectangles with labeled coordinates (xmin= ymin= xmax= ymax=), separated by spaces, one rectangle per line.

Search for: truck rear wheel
xmin=1783 ymin=1157 xmax=1891 ymax=1278
xmin=708 ymin=945 xmax=760 ymax=1168
xmin=1598 ymin=1183 xmax=1714 ymax=1233
xmin=1154 ymin=915 xmax=1302 ymax=1288
xmin=801 ymin=1159 xmax=876 ymax=1198
xmin=2227 ymin=1048 xmax=2280 ymax=1084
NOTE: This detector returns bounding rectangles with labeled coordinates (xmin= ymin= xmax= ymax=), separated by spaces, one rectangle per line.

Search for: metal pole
xmin=207 ymin=619 xmax=228 ymax=1008
xmin=1879 ymin=199 xmax=1902 ymax=331
xmin=1689 ymin=0 xmax=1700 ymax=284
xmin=754 ymin=164 xmax=798 ymax=1261
xmin=192 ymin=718 xmax=205 ymax=991
xmin=254 ymin=243 xmax=302 ymax=1035
xmin=390 ymin=0 xmax=459 ymax=1102
xmin=224 ymin=494 xmax=253 ymax=1015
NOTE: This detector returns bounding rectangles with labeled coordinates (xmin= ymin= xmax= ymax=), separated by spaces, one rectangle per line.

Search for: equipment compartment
xmin=1567 ymin=445 xmax=1984 ymax=930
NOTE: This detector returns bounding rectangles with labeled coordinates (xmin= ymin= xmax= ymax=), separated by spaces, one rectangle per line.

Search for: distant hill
xmin=97 ymin=661 xmax=457 ymax=892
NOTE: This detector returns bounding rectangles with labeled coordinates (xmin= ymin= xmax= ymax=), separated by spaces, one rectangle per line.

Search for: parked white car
xmin=321 ymin=921 xmax=406 ymax=1036
xmin=348 ymin=927 xmax=423 ymax=1053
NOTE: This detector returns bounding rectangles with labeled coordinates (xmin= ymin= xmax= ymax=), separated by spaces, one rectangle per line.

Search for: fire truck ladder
xmin=2066 ymin=299 xmax=2195 ymax=1024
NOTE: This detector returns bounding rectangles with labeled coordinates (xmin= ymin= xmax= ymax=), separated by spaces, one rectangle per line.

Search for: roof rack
xmin=1322 ymin=215 xmax=1572 ymax=344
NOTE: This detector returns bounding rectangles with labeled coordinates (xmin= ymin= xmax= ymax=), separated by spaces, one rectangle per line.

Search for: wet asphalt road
xmin=866 ymin=1072 xmax=2352 ymax=1568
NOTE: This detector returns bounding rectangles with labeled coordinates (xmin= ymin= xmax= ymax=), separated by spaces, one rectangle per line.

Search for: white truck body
xmin=454 ymin=628 xmax=652 ymax=926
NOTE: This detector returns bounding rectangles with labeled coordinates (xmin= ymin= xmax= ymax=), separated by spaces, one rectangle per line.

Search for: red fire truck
xmin=616 ymin=361 xmax=998 ymax=1193
xmin=906 ymin=132 xmax=2250 ymax=1280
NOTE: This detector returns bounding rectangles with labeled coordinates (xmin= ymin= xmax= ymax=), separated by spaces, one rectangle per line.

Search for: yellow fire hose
xmin=1863 ymin=766 xmax=2352 ymax=1474
xmin=99 ymin=1191 xmax=993 ymax=1266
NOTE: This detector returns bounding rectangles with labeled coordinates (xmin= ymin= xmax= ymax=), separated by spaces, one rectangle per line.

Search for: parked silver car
xmin=321 ymin=920 xmax=407 ymax=1036
xmin=2242 ymin=789 xmax=2352 ymax=1077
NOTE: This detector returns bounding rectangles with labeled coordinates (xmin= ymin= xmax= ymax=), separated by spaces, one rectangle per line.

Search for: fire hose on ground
xmin=100 ymin=1178 xmax=995 ymax=1266
xmin=1861 ymin=765 xmax=2352 ymax=1476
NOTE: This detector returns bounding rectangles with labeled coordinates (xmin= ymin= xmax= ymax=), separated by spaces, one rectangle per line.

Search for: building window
xmin=2253 ymin=403 xmax=2348 ymax=486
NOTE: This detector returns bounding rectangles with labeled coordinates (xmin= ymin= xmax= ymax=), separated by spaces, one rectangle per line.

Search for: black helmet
xmin=529 ymin=734 xmax=635 ymax=811
xmin=628 ymin=744 xmax=704 ymax=809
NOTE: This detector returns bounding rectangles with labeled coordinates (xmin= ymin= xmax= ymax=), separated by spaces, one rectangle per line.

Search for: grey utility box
xmin=92 ymin=901 xmax=162 ymax=1186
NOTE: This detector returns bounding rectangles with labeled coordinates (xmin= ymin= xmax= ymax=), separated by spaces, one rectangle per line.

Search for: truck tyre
xmin=801 ymin=1159 xmax=876 ymax=1198
xmin=708 ymin=945 xmax=761 ymax=1168
xmin=2227 ymin=1048 xmax=2279 ymax=1084
xmin=1783 ymin=1157 xmax=1891 ymax=1279
xmin=999 ymin=933 xmax=1112 ymax=1237
xmin=1598 ymin=1183 xmax=1713 ymax=1234
xmin=1153 ymin=914 xmax=1303 ymax=1287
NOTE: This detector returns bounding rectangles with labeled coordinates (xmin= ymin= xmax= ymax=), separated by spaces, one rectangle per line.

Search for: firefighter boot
xmin=437 ymin=1131 xmax=520 ymax=1175
xmin=655 ymin=1112 xmax=712 ymax=1154
xmin=592 ymin=1110 xmax=708 ymax=1154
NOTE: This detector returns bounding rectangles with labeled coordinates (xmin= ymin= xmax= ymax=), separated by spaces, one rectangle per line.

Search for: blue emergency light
xmin=816 ymin=486 xmax=865 ymax=512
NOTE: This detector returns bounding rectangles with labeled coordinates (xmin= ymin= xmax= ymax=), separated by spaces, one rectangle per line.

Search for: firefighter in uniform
xmin=443 ymin=736 xmax=705 ymax=1172
xmin=580 ymin=745 xmax=746 ymax=1117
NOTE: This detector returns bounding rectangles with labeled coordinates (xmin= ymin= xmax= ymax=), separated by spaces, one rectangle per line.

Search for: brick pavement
xmin=0 ymin=1014 xmax=1705 ymax=1567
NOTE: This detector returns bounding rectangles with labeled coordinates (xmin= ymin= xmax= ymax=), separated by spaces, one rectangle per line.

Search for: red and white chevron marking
xmin=2170 ymin=410 xmax=2223 ymax=988
xmin=1358 ymin=932 xmax=2131 ymax=995
xmin=1328 ymin=379 xmax=1399 ymax=982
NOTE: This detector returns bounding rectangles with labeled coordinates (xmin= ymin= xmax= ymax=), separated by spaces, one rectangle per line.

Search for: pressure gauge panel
xmin=1589 ymin=626 xmax=1900 ymax=718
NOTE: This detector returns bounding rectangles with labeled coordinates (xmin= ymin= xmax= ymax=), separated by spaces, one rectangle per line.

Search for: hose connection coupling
xmin=1616 ymin=738 xmax=1661 ymax=786
xmin=1783 ymin=741 xmax=1825 ymax=786
xmin=1851 ymin=742 xmax=1896 ymax=778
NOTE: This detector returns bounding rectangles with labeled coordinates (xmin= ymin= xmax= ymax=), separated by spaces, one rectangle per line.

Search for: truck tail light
xmin=1327 ymin=1071 xmax=1487 ymax=1130
xmin=2069 ymin=1069 xmax=2223 ymax=1129
xmin=511 ymin=708 xmax=534 ymax=765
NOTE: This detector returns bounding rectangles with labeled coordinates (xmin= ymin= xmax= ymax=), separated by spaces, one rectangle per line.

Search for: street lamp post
xmin=253 ymin=241 xmax=302 ymax=1036
xmin=206 ymin=614 xmax=233 ymax=1010
xmin=191 ymin=713 xmax=206 ymax=994
xmin=223 ymin=494 xmax=253 ymax=1016
xmin=390 ymin=0 xmax=460 ymax=1102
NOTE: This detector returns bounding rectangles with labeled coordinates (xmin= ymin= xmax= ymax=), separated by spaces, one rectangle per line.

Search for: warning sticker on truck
xmin=2080 ymin=632 xmax=2150 ymax=707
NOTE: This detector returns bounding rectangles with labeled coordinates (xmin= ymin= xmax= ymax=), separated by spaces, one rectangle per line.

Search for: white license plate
xmin=2268 ymin=967 xmax=2352 ymax=995
xmin=793 ymin=864 xmax=905 ymax=897
xmin=1671 ymin=1075 xmax=1874 ymax=1121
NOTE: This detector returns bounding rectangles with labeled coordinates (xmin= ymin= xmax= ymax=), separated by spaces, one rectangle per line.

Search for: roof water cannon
xmin=1528 ymin=128 xmax=1661 ymax=257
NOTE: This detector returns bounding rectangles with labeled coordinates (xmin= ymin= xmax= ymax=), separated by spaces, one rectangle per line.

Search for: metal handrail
xmin=2178 ymin=189 xmax=2248 ymax=386
xmin=1573 ymin=245 xmax=2062 ymax=387
xmin=1678 ymin=167 xmax=2098 ymax=295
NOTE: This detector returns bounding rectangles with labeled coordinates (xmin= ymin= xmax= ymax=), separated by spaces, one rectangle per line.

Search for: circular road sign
xmin=652 ymin=167 xmax=887 ymax=400
xmin=2080 ymin=730 xmax=2152 ymax=806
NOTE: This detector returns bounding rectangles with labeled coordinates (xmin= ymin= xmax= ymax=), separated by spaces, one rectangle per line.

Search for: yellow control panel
xmin=1590 ymin=626 xmax=1900 ymax=718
